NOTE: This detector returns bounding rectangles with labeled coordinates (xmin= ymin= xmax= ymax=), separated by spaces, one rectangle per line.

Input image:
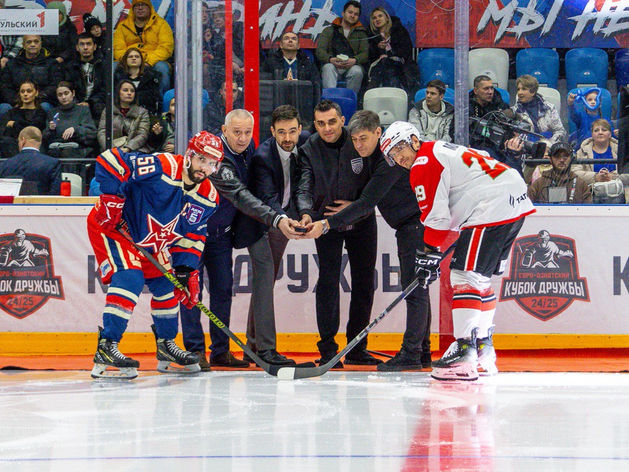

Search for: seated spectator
xmin=408 ymin=79 xmax=453 ymax=142
xmin=574 ymin=119 xmax=629 ymax=204
xmin=568 ymin=87 xmax=613 ymax=149
xmin=99 ymin=79 xmax=150 ymax=153
xmin=528 ymin=142 xmax=591 ymax=204
xmin=0 ymin=126 xmax=61 ymax=195
xmin=203 ymin=6 xmax=245 ymax=89
xmin=0 ymin=80 xmax=47 ymax=158
xmin=203 ymin=80 xmax=244 ymax=135
xmin=82 ymin=13 xmax=106 ymax=53
xmin=367 ymin=7 xmax=419 ymax=93
xmin=261 ymin=31 xmax=321 ymax=106
xmin=64 ymin=33 xmax=106 ymax=122
xmin=0 ymin=0 xmax=22 ymax=69
xmin=43 ymin=81 xmax=97 ymax=159
xmin=148 ymin=96 xmax=175 ymax=152
xmin=315 ymin=1 xmax=368 ymax=95
xmin=114 ymin=47 xmax=161 ymax=115
xmin=0 ymin=35 xmax=63 ymax=116
xmin=512 ymin=74 xmax=566 ymax=145
xmin=42 ymin=2 xmax=78 ymax=64
xmin=113 ymin=0 xmax=174 ymax=96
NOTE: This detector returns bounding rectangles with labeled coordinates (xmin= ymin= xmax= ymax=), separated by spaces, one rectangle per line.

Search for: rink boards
xmin=0 ymin=202 xmax=627 ymax=354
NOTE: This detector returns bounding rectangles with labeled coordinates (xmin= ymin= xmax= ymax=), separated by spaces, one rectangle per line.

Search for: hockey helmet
xmin=188 ymin=131 xmax=224 ymax=161
xmin=380 ymin=121 xmax=424 ymax=167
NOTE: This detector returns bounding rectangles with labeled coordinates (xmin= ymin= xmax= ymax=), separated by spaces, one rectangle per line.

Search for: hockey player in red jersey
xmin=380 ymin=122 xmax=535 ymax=381
xmin=87 ymin=132 xmax=223 ymax=379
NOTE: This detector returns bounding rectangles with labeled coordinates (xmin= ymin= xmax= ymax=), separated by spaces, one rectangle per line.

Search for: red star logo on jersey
xmin=138 ymin=215 xmax=182 ymax=253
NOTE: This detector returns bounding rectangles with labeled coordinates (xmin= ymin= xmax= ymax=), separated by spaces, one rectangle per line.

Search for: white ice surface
xmin=0 ymin=371 xmax=628 ymax=471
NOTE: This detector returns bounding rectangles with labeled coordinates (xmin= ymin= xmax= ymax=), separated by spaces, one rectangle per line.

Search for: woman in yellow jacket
xmin=113 ymin=0 xmax=173 ymax=95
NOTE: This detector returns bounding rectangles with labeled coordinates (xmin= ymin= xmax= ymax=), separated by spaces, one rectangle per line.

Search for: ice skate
xmin=151 ymin=324 xmax=201 ymax=374
xmin=91 ymin=327 xmax=139 ymax=380
xmin=477 ymin=325 xmax=498 ymax=376
xmin=431 ymin=335 xmax=479 ymax=382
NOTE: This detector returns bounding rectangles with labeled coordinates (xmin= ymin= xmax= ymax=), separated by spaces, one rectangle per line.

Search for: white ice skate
xmin=477 ymin=326 xmax=498 ymax=376
xmin=431 ymin=338 xmax=479 ymax=381
xmin=152 ymin=324 xmax=201 ymax=374
xmin=91 ymin=327 xmax=139 ymax=380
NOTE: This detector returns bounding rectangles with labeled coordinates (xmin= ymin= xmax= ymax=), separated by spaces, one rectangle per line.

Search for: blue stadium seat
xmin=414 ymin=87 xmax=455 ymax=106
xmin=565 ymin=48 xmax=608 ymax=91
xmin=567 ymin=87 xmax=612 ymax=134
xmin=615 ymin=49 xmax=629 ymax=88
xmin=321 ymin=87 xmax=357 ymax=119
xmin=516 ymin=48 xmax=559 ymax=89
xmin=302 ymin=49 xmax=315 ymax=63
xmin=163 ymin=89 xmax=210 ymax=113
xmin=417 ymin=48 xmax=454 ymax=88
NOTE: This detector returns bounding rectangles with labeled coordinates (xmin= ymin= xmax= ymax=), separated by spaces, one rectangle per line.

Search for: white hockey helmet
xmin=380 ymin=121 xmax=424 ymax=166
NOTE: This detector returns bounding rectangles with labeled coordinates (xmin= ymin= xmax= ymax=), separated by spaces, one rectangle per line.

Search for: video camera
xmin=470 ymin=111 xmax=547 ymax=161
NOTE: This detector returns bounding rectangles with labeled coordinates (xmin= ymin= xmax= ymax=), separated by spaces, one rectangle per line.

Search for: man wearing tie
xmin=243 ymin=105 xmax=309 ymax=365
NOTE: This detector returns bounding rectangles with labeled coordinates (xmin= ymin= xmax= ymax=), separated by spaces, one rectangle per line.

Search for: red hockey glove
xmin=173 ymin=267 xmax=200 ymax=309
xmin=94 ymin=194 xmax=125 ymax=230
xmin=415 ymin=249 xmax=443 ymax=289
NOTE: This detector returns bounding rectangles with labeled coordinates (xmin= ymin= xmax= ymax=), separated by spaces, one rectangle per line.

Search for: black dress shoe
xmin=344 ymin=349 xmax=383 ymax=366
xmin=257 ymin=350 xmax=297 ymax=366
xmin=210 ymin=351 xmax=250 ymax=368
xmin=193 ymin=351 xmax=212 ymax=372
xmin=316 ymin=354 xmax=343 ymax=369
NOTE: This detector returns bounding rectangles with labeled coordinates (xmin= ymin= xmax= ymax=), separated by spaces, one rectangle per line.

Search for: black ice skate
xmin=431 ymin=330 xmax=479 ymax=381
xmin=91 ymin=327 xmax=140 ymax=380
xmin=477 ymin=325 xmax=498 ymax=376
xmin=151 ymin=324 xmax=201 ymax=374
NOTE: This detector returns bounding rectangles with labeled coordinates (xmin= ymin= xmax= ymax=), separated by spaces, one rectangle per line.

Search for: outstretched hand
xmin=323 ymin=200 xmax=351 ymax=216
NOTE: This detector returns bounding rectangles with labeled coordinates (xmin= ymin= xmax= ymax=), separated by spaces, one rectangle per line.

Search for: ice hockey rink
xmin=1 ymin=370 xmax=629 ymax=471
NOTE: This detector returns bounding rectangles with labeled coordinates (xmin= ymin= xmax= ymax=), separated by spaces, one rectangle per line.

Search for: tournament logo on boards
xmin=0 ymin=229 xmax=64 ymax=319
xmin=500 ymin=230 xmax=589 ymax=321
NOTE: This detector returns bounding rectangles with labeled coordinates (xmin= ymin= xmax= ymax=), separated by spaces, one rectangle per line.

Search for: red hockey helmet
xmin=187 ymin=131 xmax=224 ymax=161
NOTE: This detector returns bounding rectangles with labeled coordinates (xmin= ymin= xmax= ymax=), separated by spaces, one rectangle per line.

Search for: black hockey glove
xmin=415 ymin=249 xmax=444 ymax=288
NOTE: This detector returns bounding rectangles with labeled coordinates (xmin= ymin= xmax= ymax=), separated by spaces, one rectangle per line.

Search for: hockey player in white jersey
xmin=380 ymin=122 xmax=535 ymax=381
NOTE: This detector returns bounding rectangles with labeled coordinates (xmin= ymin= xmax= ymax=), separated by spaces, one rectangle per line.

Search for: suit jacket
xmin=0 ymin=148 xmax=62 ymax=195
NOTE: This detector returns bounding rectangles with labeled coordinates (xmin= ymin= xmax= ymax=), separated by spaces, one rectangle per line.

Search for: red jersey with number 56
xmin=410 ymin=141 xmax=535 ymax=248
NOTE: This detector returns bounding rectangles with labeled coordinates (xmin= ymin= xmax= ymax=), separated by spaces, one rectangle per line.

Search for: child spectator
xmin=83 ymin=13 xmax=106 ymax=53
xmin=43 ymin=81 xmax=97 ymax=159
xmin=42 ymin=2 xmax=78 ymax=64
xmin=114 ymin=47 xmax=161 ymax=115
xmin=568 ymin=87 xmax=613 ymax=149
xmin=0 ymin=80 xmax=47 ymax=158
xmin=98 ymin=79 xmax=150 ymax=153
xmin=148 ymin=96 xmax=175 ymax=152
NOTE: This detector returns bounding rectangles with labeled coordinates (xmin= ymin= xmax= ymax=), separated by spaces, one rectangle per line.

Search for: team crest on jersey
xmin=138 ymin=215 xmax=183 ymax=253
xmin=500 ymin=231 xmax=589 ymax=321
xmin=351 ymin=157 xmax=363 ymax=174
xmin=0 ymin=229 xmax=64 ymax=319
xmin=185 ymin=204 xmax=205 ymax=224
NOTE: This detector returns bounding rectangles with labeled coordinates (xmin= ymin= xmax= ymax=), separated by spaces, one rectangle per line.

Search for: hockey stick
xmin=366 ymin=349 xmax=394 ymax=359
xmin=116 ymin=226 xmax=315 ymax=377
xmin=277 ymin=243 xmax=457 ymax=380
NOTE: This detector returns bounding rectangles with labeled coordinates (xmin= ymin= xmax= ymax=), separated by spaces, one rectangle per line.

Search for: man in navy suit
xmin=0 ymin=126 xmax=61 ymax=195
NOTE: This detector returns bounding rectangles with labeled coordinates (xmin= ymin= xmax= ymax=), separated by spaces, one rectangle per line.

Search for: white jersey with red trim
xmin=410 ymin=141 xmax=535 ymax=248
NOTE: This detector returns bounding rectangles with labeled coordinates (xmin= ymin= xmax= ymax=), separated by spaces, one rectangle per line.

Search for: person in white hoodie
xmin=408 ymin=79 xmax=454 ymax=142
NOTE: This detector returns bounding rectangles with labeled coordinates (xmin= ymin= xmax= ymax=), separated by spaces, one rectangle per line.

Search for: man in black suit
xmin=242 ymin=105 xmax=308 ymax=366
xmin=0 ymin=126 xmax=61 ymax=195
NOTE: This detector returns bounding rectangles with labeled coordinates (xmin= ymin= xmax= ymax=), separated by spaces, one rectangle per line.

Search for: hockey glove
xmin=94 ymin=194 xmax=125 ymax=230
xmin=173 ymin=266 xmax=200 ymax=309
xmin=415 ymin=249 xmax=444 ymax=288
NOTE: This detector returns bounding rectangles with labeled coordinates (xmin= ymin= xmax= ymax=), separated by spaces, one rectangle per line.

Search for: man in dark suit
xmin=0 ymin=126 xmax=61 ymax=195
xmin=243 ymin=105 xmax=309 ymax=365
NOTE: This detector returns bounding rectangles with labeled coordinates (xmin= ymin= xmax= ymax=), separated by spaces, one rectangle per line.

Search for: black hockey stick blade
xmin=276 ymin=242 xmax=457 ymax=380
xmin=116 ymin=226 xmax=309 ymax=377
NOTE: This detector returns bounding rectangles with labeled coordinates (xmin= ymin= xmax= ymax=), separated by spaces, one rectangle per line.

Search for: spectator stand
xmin=417 ymin=48 xmax=454 ymax=89
xmin=363 ymin=87 xmax=408 ymax=127
xmin=321 ymin=87 xmax=357 ymax=120
xmin=468 ymin=48 xmax=509 ymax=90
xmin=565 ymin=48 xmax=608 ymax=91
xmin=516 ymin=48 xmax=560 ymax=90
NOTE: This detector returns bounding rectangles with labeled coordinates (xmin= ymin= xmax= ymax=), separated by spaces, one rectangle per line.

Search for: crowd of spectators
xmin=0 ymin=0 xmax=627 ymax=205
